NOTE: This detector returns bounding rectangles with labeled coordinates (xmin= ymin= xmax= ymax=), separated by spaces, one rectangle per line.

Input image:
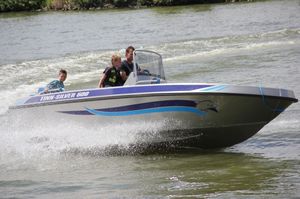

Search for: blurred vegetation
xmin=0 ymin=0 xmax=46 ymax=11
xmin=0 ymin=0 xmax=256 ymax=11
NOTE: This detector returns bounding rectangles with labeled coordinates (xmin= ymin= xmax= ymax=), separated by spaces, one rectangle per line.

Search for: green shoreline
xmin=0 ymin=0 xmax=256 ymax=12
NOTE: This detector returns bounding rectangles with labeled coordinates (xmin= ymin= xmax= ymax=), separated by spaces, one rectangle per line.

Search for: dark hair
xmin=126 ymin=46 xmax=135 ymax=54
xmin=59 ymin=69 xmax=67 ymax=75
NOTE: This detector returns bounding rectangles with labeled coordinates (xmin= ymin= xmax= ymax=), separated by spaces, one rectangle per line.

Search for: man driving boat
xmin=120 ymin=46 xmax=140 ymax=84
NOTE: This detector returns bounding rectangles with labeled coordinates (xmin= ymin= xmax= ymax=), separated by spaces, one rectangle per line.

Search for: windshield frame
xmin=132 ymin=50 xmax=166 ymax=85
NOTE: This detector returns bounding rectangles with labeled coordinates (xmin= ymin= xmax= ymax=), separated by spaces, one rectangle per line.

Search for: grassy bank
xmin=0 ymin=0 xmax=255 ymax=12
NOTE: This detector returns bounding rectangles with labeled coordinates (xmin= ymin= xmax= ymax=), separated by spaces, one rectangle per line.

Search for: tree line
xmin=0 ymin=0 xmax=255 ymax=12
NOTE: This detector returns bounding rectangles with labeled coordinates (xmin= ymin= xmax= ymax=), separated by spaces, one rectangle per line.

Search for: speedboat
xmin=9 ymin=50 xmax=298 ymax=149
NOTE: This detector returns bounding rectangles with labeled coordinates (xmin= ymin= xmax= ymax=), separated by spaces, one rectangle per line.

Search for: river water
xmin=1 ymin=0 xmax=300 ymax=198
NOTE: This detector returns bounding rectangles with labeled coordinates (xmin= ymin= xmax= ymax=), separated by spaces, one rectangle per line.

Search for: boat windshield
xmin=132 ymin=50 xmax=166 ymax=85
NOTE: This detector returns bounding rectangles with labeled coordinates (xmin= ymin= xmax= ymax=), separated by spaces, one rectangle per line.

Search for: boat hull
xmin=10 ymin=84 xmax=297 ymax=148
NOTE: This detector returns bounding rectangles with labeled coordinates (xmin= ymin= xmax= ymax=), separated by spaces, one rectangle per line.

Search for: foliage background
xmin=0 ymin=0 xmax=252 ymax=11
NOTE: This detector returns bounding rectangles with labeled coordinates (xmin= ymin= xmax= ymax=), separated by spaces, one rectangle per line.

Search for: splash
xmin=0 ymin=112 xmax=183 ymax=162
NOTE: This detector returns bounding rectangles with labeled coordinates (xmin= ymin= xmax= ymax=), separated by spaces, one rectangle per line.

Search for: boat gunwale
xmin=9 ymin=90 xmax=298 ymax=110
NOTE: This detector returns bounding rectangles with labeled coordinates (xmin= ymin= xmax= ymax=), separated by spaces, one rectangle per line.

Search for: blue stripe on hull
xmin=198 ymin=85 xmax=226 ymax=91
xmin=59 ymin=100 xmax=197 ymax=115
xmin=58 ymin=100 xmax=209 ymax=117
xmin=85 ymin=106 xmax=206 ymax=117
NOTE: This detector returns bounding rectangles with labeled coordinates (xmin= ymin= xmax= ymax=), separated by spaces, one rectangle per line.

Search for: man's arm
xmin=98 ymin=74 xmax=107 ymax=88
xmin=43 ymin=80 xmax=57 ymax=94
xmin=99 ymin=68 xmax=112 ymax=88
xmin=120 ymin=70 xmax=127 ymax=81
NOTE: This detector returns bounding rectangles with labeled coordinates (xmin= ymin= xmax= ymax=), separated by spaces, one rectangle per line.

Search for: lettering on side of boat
xmin=54 ymin=93 xmax=77 ymax=100
xmin=76 ymin=91 xmax=89 ymax=97
xmin=39 ymin=91 xmax=90 ymax=102
xmin=40 ymin=95 xmax=55 ymax=101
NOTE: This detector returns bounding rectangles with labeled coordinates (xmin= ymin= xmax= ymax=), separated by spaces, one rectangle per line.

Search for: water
xmin=1 ymin=0 xmax=300 ymax=198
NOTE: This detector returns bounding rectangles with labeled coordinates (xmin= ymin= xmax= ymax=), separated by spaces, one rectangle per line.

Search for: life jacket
xmin=104 ymin=66 xmax=120 ymax=87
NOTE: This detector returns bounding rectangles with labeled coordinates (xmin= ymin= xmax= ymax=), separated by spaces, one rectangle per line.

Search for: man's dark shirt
xmin=120 ymin=60 xmax=134 ymax=76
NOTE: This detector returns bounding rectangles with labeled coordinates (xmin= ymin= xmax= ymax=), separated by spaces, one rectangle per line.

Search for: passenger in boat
xmin=41 ymin=69 xmax=67 ymax=94
xmin=98 ymin=54 xmax=122 ymax=88
xmin=120 ymin=46 xmax=137 ymax=84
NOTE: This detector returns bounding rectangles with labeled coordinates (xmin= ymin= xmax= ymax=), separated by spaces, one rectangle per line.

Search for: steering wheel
xmin=142 ymin=69 xmax=150 ymax=75
xmin=138 ymin=69 xmax=151 ymax=76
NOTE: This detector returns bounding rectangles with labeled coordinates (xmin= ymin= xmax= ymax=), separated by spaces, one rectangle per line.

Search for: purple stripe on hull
xmin=59 ymin=100 xmax=198 ymax=115
xmin=24 ymin=84 xmax=212 ymax=105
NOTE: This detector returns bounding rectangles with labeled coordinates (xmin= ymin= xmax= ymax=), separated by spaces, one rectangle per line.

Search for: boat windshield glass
xmin=133 ymin=50 xmax=166 ymax=84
